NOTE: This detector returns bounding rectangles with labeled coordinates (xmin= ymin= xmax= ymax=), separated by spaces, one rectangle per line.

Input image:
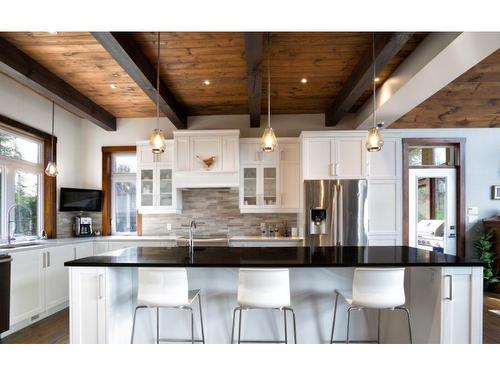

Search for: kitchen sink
xmin=0 ymin=241 xmax=43 ymax=250
xmin=176 ymin=235 xmax=228 ymax=247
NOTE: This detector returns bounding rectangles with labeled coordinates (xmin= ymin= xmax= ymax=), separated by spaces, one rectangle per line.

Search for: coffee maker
xmin=74 ymin=216 xmax=92 ymax=237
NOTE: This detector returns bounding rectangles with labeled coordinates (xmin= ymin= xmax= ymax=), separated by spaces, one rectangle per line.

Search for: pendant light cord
xmin=267 ymin=33 xmax=271 ymax=129
xmin=51 ymin=101 xmax=55 ymax=162
xmin=156 ymin=32 xmax=160 ymax=129
xmin=372 ymin=32 xmax=377 ymax=129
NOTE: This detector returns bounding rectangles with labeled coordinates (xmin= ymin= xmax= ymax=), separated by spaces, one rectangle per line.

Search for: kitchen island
xmin=65 ymin=246 xmax=483 ymax=344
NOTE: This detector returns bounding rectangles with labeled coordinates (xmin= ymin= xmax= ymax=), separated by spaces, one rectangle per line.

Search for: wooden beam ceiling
xmin=325 ymin=32 xmax=412 ymax=127
xmin=92 ymin=32 xmax=187 ymax=129
xmin=0 ymin=36 xmax=117 ymax=131
xmin=244 ymin=33 xmax=263 ymax=128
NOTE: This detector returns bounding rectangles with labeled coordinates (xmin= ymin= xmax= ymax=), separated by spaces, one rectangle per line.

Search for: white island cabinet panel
xmin=10 ymin=249 xmax=45 ymax=325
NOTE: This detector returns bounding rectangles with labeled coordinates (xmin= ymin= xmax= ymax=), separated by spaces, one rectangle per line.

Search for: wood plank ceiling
xmin=0 ymin=31 xmax=432 ymax=124
xmin=391 ymin=48 xmax=500 ymax=128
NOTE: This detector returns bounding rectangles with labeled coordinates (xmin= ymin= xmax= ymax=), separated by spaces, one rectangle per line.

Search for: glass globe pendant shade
xmin=260 ymin=127 xmax=278 ymax=153
xmin=150 ymin=128 xmax=166 ymax=154
xmin=45 ymin=161 xmax=58 ymax=177
xmin=366 ymin=126 xmax=384 ymax=152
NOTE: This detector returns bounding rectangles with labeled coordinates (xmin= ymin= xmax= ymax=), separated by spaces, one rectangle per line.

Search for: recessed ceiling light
xmin=300 ymin=78 xmax=308 ymax=84
xmin=47 ymin=31 xmax=58 ymax=35
xmin=374 ymin=77 xmax=380 ymax=82
xmin=110 ymin=83 xmax=119 ymax=89
xmin=203 ymin=80 xmax=211 ymax=86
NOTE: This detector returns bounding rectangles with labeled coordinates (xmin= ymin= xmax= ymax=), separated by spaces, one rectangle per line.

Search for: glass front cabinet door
xmin=242 ymin=166 xmax=258 ymax=207
xmin=140 ymin=168 xmax=154 ymax=207
xmin=261 ymin=166 xmax=279 ymax=207
xmin=158 ymin=168 xmax=173 ymax=207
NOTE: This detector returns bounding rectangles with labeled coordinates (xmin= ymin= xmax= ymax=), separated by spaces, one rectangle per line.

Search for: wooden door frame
xmin=402 ymin=138 xmax=466 ymax=258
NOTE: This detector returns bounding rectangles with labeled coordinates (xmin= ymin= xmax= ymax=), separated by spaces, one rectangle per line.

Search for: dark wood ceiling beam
xmin=92 ymin=32 xmax=187 ymax=129
xmin=244 ymin=33 xmax=263 ymax=128
xmin=325 ymin=32 xmax=412 ymax=127
xmin=0 ymin=37 xmax=116 ymax=131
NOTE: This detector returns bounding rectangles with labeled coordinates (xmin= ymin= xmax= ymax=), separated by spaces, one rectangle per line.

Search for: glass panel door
xmin=262 ymin=167 xmax=278 ymax=206
xmin=242 ymin=167 xmax=257 ymax=206
xmin=158 ymin=168 xmax=173 ymax=207
xmin=140 ymin=169 xmax=154 ymax=206
xmin=113 ymin=181 xmax=136 ymax=233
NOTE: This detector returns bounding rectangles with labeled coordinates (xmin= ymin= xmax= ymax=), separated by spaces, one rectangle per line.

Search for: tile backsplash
xmin=56 ymin=189 xmax=297 ymax=237
xmin=141 ymin=189 xmax=298 ymax=237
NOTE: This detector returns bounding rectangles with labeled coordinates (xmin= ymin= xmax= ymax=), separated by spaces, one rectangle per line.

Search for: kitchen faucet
xmin=7 ymin=204 xmax=33 ymax=245
xmin=188 ymin=220 xmax=197 ymax=259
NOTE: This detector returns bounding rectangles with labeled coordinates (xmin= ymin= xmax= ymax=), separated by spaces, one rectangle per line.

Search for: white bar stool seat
xmin=231 ymin=268 xmax=297 ymax=344
xmin=131 ymin=267 xmax=205 ymax=344
xmin=330 ymin=268 xmax=412 ymax=344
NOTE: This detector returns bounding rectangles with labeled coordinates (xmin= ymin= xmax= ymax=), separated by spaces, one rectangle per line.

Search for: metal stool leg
xmin=131 ymin=306 xmax=145 ymax=344
xmin=330 ymin=292 xmax=339 ymax=344
xmin=395 ymin=307 xmax=413 ymax=344
xmin=238 ymin=308 xmax=243 ymax=344
xmin=346 ymin=307 xmax=357 ymax=344
xmin=197 ymin=294 xmax=205 ymax=344
xmin=283 ymin=308 xmax=288 ymax=344
xmin=377 ymin=309 xmax=381 ymax=344
xmin=230 ymin=307 xmax=239 ymax=344
xmin=156 ymin=307 xmax=160 ymax=344
xmin=186 ymin=307 xmax=194 ymax=344
xmin=291 ymin=309 xmax=297 ymax=344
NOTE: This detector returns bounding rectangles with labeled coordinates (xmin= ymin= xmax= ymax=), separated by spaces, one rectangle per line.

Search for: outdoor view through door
xmin=403 ymin=139 xmax=465 ymax=257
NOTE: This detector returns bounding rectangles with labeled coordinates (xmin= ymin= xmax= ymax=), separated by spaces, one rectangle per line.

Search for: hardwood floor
xmin=2 ymin=294 xmax=500 ymax=344
xmin=484 ymin=293 xmax=500 ymax=344
xmin=0 ymin=308 xmax=69 ymax=344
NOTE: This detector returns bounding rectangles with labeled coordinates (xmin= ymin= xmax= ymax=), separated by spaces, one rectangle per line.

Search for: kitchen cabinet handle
xmin=47 ymin=251 xmax=51 ymax=267
xmin=444 ymin=274 xmax=453 ymax=300
xmin=74 ymin=247 xmax=77 ymax=259
xmin=329 ymin=163 xmax=334 ymax=176
xmin=43 ymin=252 xmax=46 ymax=268
xmin=98 ymin=274 xmax=104 ymax=299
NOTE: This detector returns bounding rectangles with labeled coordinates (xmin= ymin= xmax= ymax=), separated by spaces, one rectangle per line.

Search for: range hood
xmin=173 ymin=130 xmax=240 ymax=189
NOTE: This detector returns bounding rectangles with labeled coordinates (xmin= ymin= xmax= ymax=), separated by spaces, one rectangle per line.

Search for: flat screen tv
xmin=59 ymin=188 xmax=102 ymax=212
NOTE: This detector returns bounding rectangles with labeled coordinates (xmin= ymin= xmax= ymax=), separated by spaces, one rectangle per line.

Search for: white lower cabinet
xmin=44 ymin=245 xmax=75 ymax=310
xmin=74 ymin=242 xmax=94 ymax=258
xmin=93 ymin=241 xmax=109 ymax=255
xmin=9 ymin=249 xmax=45 ymax=325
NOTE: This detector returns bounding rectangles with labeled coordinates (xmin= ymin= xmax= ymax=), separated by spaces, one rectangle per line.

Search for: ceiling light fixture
xmin=374 ymin=77 xmax=380 ymax=82
xmin=45 ymin=101 xmax=58 ymax=177
xmin=149 ymin=32 xmax=166 ymax=155
xmin=260 ymin=33 xmax=278 ymax=153
xmin=365 ymin=33 xmax=384 ymax=153
xmin=301 ymin=78 xmax=308 ymax=84
xmin=203 ymin=80 xmax=211 ymax=86
xmin=110 ymin=83 xmax=119 ymax=89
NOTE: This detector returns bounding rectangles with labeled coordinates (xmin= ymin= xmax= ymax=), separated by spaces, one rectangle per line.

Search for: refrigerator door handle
xmin=331 ymin=183 xmax=338 ymax=246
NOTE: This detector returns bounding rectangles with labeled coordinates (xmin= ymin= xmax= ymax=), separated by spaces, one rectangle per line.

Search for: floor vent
xmin=30 ymin=314 xmax=40 ymax=321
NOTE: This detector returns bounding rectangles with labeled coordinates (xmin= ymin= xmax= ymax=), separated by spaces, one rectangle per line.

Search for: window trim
xmin=101 ymin=146 xmax=136 ymax=236
xmin=0 ymin=113 xmax=57 ymax=238
xmin=110 ymin=152 xmax=137 ymax=235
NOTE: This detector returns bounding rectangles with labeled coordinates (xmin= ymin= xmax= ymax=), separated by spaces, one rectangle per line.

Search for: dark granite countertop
xmin=64 ymin=246 xmax=484 ymax=268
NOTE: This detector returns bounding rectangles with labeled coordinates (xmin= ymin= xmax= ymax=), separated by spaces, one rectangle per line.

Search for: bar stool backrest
xmin=238 ymin=268 xmax=291 ymax=308
xmin=137 ymin=267 xmax=189 ymax=307
xmin=352 ymin=268 xmax=405 ymax=309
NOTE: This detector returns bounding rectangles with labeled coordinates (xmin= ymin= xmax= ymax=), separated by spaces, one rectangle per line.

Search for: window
xmin=408 ymin=146 xmax=455 ymax=166
xmin=111 ymin=153 xmax=137 ymax=234
xmin=0 ymin=128 xmax=43 ymax=241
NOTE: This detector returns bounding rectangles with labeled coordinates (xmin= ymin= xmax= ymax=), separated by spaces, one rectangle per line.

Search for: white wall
xmin=0 ymin=73 xmax=83 ymax=189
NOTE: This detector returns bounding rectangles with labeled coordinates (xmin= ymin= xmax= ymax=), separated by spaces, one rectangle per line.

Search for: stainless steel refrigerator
xmin=304 ymin=180 xmax=368 ymax=246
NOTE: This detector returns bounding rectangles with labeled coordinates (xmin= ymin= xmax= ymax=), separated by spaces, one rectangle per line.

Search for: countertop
xmin=65 ymin=246 xmax=484 ymax=268
xmin=229 ymin=236 xmax=303 ymax=242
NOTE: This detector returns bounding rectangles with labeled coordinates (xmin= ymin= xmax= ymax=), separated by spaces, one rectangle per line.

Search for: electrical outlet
xmin=167 ymin=223 xmax=172 ymax=231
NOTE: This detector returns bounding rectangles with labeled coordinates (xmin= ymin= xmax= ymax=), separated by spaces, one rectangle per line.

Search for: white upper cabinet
xmin=367 ymin=136 xmax=401 ymax=179
xmin=137 ymin=140 xmax=181 ymax=214
xmin=334 ymin=137 xmax=366 ymax=178
xmin=173 ymin=130 xmax=240 ymax=188
xmin=240 ymin=138 xmax=300 ymax=213
xmin=302 ymin=137 xmax=332 ymax=179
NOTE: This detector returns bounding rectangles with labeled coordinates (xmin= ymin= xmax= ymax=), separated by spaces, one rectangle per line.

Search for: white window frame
xmin=0 ymin=127 xmax=44 ymax=241
xmin=111 ymin=152 xmax=137 ymax=235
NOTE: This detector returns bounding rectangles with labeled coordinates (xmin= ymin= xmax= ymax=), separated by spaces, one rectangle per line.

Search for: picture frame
xmin=492 ymin=185 xmax=500 ymax=200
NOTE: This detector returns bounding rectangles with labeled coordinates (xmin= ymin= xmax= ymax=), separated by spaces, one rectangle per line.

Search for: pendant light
xmin=365 ymin=32 xmax=384 ymax=153
xmin=260 ymin=33 xmax=278 ymax=153
xmin=45 ymin=101 xmax=58 ymax=177
xmin=150 ymin=32 xmax=166 ymax=154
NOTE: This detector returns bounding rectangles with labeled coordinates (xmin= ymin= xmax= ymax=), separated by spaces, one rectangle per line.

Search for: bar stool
xmin=130 ymin=268 xmax=205 ymax=344
xmin=230 ymin=268 xmax=297 ymax=344
xmin=330 ymin=268 xmax=412 ymax=344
